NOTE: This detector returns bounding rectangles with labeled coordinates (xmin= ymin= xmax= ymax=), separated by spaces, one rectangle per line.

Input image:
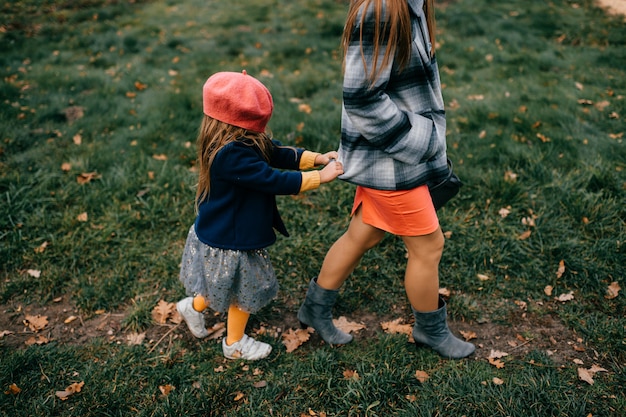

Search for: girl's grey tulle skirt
xmin=179 ymin=226 xmax=278 ymax=314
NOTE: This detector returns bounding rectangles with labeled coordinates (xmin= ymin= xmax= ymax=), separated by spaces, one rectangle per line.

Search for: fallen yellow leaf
xmin=55 ymin=381 xmax=85 ymax=401
xmin=333 ymin=316 xmax=365 ymax=334
xmin=415 ymin=370 xmax=429 ymax=383
xmin=151 ymin=300 xmax=176 ymax=324
xmin=605 ymin=281 xmax=620 ymax=299
xmin=24 ymin=314 xmax=48 ymax=332
xmin=282 ymin=327 xmax=313 ymax=352
xmin=556 ymin=260 xmax=566 ymax=278
xmin=4 ymin=383 xmax=21 ymax=395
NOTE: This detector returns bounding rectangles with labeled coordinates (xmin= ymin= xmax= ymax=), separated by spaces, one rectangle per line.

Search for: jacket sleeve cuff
xmin=299 ymin=171 xmax=321 ymax=192
xmin=299 ymin=151 xmax=319 ymax=170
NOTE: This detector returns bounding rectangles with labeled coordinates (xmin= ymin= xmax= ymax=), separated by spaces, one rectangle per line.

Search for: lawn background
xmin=1 ymin=0 xmax=624 ymax=416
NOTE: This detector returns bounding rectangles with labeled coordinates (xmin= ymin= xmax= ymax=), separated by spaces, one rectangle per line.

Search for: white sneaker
xmin=176 ymin=297 xmax=209 ymax=338
xmin=222 ymin=334 xmax=272 ymax=360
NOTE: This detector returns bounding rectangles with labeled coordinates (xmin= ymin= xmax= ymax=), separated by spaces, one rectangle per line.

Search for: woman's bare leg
xmin=317 ymin=208 xmax=386 ymax=290
xmin=401 ymin=227 xmax=445 ymax=312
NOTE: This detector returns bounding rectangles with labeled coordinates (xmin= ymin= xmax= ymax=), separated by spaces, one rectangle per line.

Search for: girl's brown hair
xmin=195 ymin=116 xmax=273 ymax=209
xmin=341 ymin=0 xmax=437 ymax=85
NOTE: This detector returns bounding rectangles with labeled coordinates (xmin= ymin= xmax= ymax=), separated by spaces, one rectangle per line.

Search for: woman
xmin=297 ymin=0 xmax=474 ymax=359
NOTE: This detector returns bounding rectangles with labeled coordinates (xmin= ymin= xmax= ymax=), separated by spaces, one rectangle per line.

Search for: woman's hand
xmin=314 ymin=151 xmax=339 ymax=166
xmin=319 ymin=159 xmax=344 ymax=184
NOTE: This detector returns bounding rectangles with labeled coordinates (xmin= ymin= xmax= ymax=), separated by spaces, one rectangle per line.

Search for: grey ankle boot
xmin=412 ymin=298 xmax=475 ymax=359
xmin=297 ymin=278 xmax=353 ymax=345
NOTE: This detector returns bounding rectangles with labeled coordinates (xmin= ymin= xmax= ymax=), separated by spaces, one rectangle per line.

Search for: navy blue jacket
xmin=194 ymin=140 xmax=305 ymax=250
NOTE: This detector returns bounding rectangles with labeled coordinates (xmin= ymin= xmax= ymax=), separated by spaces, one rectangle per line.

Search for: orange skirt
xmin=351 ymin=185 xmax=439 ymax=236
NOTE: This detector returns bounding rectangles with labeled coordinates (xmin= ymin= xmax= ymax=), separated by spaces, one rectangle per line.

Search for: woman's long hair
xmin=195 ymin=116 xmax=273 ymax=210
xmin=341 ymin=0 xmax=437 ymax=85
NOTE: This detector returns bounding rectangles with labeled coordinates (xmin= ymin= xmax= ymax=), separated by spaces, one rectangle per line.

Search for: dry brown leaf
xmin=544 ymin=285 xmax=554 ymax=296
xmin=380 ymin=318 xmax=412 ymax=336
xmin=253 ymin=380 xmax=267 ymax=388
xmin=159 ymin=384 xmax=175 ymax=396
xmin=127 ymin=332 xmax=146 ymax=346
xmin=556 ymin=260 xmax=566 ymax=278
xmin=438 ymin=287 xmax=451 ymax=298
xmin=152 ymin=154 xmax=168 ymax=161
xmin=476 ymin=273 xmax=490 ymax=282
xmin=27 ymin=269 xmax=41 ymax=278
xmin=536 ymin=133 xmax=551 ymax=143
xmin=504 ymin=170 xmax=518 ymax=182
xmin=333 ymin=316 xmax=366 ymax=334
xmin=488 ymin=357 xmax=505 ymax=369
xmin=4 ymin=383 xmax=21 ymax=395
xmin=151 ymin=300 xmax=176 ymax=324
xmin=207 ymin=322 xmax=226 ymax=340
xmin=64 ymin=315 xmax=77 ymax=324
xmin=415 ymin=370 xmax=429 ymax=383
xmin=0 ymin=330 xmax=15 ymax=338
xmin=25 ymin=335 xmax=50 ymax=346
xmin=517 ymin=230 xmax=532 ymax=240
xmin=459 ymin=330 xmax=477 ymax=341
xmin=343 ymin=369 xmax=360 ymax=380
xmin=521 ymin=215 xmax=537 ymax=227
xmin=24 ymin=314 xmax=48 ymax=332
xmin=556 ymin=291 xmax=574 ymax=302
xmin=77 ymin=212 xmax=88 ymax=222
xmin=233 ymin=391 xmax=245 ymax=401
xmin=492 ymin=377 xmax=504 ymax=385
xmin=76 ymin=172 xmax=101 ymax=184
xmin=298 ymin=103 xmax=312 ymax=114
xmin=34 ymin=241 xmax=48 ymax=253
xmin=135 ymin=81 xmax=148 ymax=91
xmin=282 ymin=327 xmax=313 ymax=352
xmin=577 ymin=366 xmax=608 ymax=385
xmin=488 ymin=349 xmax=509 ymax=359
xmin=594 ymin=100 xmax=610 ymax=111
xmin=605 ymin=281 xmax=620 ymax=299
xmin=498 ymin=207 xmax=511 ymax=218
xmin=55 ymin=381 xmax=85 ymax=401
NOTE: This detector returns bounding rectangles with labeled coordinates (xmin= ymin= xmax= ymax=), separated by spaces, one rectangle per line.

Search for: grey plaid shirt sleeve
xmin=338 ymin=0 xmax=449 ymax=190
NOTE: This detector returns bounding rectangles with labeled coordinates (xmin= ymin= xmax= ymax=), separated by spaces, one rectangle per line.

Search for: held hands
xmin=314 ymin=151 xmax=339 ymax=166
xmin=316 ymin=152 xmax=344 ymax=184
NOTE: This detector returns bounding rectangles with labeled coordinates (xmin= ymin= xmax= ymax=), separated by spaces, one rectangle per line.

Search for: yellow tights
xmin=192 ymin=295 xmax=249 ymax=346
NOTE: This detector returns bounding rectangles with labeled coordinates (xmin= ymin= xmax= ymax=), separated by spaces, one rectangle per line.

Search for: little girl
xmin=176 ymin=70 xmax=343 ymax=361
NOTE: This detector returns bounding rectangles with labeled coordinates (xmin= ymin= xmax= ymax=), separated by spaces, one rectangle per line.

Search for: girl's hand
xmin=314 ymin=151 xmax=339 ymax=166
xmin=319 ymin=159 xmax=344 ymax=184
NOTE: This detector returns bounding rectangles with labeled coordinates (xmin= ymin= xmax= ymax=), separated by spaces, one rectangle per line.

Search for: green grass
xmin=1 ymin=0 xmax=625 ymax=415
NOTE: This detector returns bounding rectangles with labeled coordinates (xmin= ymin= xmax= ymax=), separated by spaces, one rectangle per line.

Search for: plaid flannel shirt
xmin=338 ymin=0 xmax=449 ymax=190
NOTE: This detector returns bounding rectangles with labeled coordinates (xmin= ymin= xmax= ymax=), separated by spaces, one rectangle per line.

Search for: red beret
xmin=202 ymin=70 xmax=273 ymax=133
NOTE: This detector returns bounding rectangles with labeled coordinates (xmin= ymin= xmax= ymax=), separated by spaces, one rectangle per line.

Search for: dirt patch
xmin=0 ymin=295 xmax=602 ymax=369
